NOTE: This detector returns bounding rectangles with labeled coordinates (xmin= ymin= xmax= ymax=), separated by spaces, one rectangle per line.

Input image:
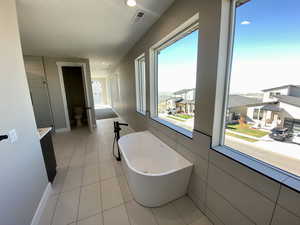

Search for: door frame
xmin=56 ymin=62 xmax=93 ymax=132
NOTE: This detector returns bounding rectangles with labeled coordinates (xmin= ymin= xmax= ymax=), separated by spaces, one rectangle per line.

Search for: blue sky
xmin=158 ymin=0 xmax=300 ymax=94
xmin=230 ymin=0 xmax=300 ymax=93
xmin=157 ymin=30 xmax=198 ymax=93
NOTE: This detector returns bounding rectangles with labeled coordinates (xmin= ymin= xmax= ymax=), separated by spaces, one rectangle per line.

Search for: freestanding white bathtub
xmin=118 ymin=131 xmax=193 ymax=207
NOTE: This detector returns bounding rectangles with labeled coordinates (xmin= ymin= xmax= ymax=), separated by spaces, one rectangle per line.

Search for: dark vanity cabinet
xmin=40 ymin=132 xmax=57 ymax=183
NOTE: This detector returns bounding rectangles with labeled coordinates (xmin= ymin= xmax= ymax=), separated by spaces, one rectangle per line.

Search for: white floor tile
xmin=172 ymin=196 xmax=204 ymax=225
xmin=56 ymin=156 xmax=71 ymax=169
xmin=190 ymin=217 xmax=213 ymax=225
xmin=126 ymin=201 xmax=157 ymax=225
xmin=152 ymin=203 xmax=185 ymax=225
xmin=103 ymin=205 xmax=130 ymax=225
xmin=52 ymin=188 xmax=80 ymax=225
xmin=77 ymin=214 xmax=103 ymax=225
xmin=82 ymin=164 xmax=100 ymax=186
xmin=101 ymin=177 xmax=123 ymax=210
xmin=69 ymin=153 xmax=85 ymax=168
xmin=85 ymin=150 xmax=99 ymax=165
xmin=113 ymin=161 xmax=124 ymax=177
xmin=100 ymin=161 xmax=116 ymax=180
xmin=117 ymin=176 xmax=133 ymax=202
xmin=51 ymin=167 xmax=68 ymax=195
xmin=78 ymin=183 xmax=102 ymax=220
xmin=62 ymin=166 xmax=83 ymax=192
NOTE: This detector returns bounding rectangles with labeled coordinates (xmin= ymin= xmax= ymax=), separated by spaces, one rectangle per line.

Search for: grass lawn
xmin=226 ymin=124 xmax=269 ymax=138
xmin=167 ymin=115 xmax=185 ymax=122
xmin=175 ymin=114 xmax=193 ymax=119
xmin=226 ymin=132 xmax=258 ymax=143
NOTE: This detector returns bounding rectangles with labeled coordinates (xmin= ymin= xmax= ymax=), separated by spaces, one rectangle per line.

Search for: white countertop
xmin=37 ymin=127 xmax=52 ymax=140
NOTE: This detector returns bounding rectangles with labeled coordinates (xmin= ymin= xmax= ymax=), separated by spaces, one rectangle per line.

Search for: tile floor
xmin=39 ymin=118 xmax=213 ymax=225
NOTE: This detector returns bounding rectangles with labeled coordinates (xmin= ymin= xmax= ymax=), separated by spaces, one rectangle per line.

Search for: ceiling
xmin=16 ymin=0 xmax=174 ymax=77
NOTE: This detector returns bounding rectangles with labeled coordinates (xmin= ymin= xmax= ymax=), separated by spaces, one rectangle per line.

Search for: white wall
xmin=0 ymin=1 xmax=48 ymax=225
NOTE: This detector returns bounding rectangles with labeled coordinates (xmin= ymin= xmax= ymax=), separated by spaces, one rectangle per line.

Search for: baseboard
xmin=55 ymin=127 xmax=70 ymax=133
xmin=31 ymin=183 xmax=52 ymax=225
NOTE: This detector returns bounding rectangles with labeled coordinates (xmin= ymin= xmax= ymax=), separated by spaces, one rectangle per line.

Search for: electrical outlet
xmin=8 ymin=129 xmax=18 ymax=144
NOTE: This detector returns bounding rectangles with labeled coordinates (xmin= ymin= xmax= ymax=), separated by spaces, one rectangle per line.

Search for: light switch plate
xmin=8 ymin=129 xmax=18 ymax=144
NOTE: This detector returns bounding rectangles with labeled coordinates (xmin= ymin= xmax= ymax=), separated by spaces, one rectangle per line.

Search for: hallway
xmin=40 ymin=118 xmax=212 ymax=225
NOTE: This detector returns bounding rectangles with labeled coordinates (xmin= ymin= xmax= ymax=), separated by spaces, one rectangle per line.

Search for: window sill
xmin=136 ymin=110 xmax=146 ymax=116
xmin=212 ymin=145 xmax=300 ymax=193
xmin=151 ymin=117 xmax=193 ymax=138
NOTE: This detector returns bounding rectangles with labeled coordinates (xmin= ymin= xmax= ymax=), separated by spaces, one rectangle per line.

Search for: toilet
xmin=73 ymin=106 xmax=84 ymax=127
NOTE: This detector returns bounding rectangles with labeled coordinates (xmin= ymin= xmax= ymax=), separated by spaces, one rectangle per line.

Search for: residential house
xmin=246 ymin=85 xmax=300 ymax=132
xmin=166 ymin=88 xmax=195 ymax=114
xmin=227 ymin=95 xmax=262 ymax=123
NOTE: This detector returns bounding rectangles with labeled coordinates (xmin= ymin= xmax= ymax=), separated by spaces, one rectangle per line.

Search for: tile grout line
xmin=117 ymin=162 xmax=133 ymax=225
xmin=150 ymin=207 xmax=160 ymax=225
xmin=75 ymin=138 xmax=89 ymax=223
xmin=206 ymin=182 xmax=257 ymax=225
xmin=49 ymin=139 xmax=74 ymax=225
xmin=209 ymin=159 xmax=280 ymax=203
xmin=98 ymin=142 xmax=105 ymax=225
xmin=268 ymin=185 xmax=282 ymax=225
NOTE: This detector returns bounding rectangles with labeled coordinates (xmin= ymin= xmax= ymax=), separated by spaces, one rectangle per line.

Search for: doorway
xmin=57 ymin=62 xmax=93 ymax=131
xmin=62 ymin=67 xmax=87 ymax=129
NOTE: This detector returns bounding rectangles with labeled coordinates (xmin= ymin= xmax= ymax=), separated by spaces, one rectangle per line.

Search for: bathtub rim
xmin=118 ymin=131 xmax=193 ymax=177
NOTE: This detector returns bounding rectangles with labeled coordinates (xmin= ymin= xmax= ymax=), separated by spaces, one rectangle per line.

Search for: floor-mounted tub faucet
xmin=113 ymin=121 xmax=128 ymax=161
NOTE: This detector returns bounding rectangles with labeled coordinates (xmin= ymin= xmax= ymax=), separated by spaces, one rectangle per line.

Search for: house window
xmin=219 ymin=0 xmax=300 ymax=177
xmin=150 ymin=17 xmax=199 ymax=136
xmin=134 ymin=54 xmax=146 ymax=115
xmin=270 ymin=92 xmax=281 ymax=98
xmin=253 ymin=109 xmax=259 ymax=120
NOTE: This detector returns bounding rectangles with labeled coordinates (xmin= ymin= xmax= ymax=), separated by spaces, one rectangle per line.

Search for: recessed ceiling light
xmin=241 ymin=20 xmax=251 ymax=25
xmin=126 ymin=0 xmax=136 ymax=7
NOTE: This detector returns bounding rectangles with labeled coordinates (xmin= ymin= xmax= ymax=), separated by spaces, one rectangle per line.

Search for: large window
xmin=222 ymin=0 xmax=300 ymax=177
xmin=135 ymin=54 xmax=146 ymax=115
xmin=150 ymin=20 xmax=199 ymax=135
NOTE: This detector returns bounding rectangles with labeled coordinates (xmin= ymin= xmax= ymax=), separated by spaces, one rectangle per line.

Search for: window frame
xmin=149 ymin=14 xmax=199 ymax=137
xmin=212 ymin=0 xmax=300 ymax=192
xmin=134 ymin=53 xmax=146 ymax=115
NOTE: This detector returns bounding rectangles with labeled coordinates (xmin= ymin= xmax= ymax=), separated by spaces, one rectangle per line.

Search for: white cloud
xmin=241 ymin=20 xmax=251 ymax=25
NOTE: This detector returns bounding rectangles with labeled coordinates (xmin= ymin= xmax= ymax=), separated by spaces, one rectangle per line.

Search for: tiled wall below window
xmin=142 ymin=118 xmax=300 ymax=225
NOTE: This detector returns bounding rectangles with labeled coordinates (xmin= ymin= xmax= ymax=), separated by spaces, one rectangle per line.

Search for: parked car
xmin=167 ymin=108 xmax=176 ymax=115
xmin=269 ymin=128 xmax=293 ymax=142
xmin=226 ymin=120 xmax=239 ymax=126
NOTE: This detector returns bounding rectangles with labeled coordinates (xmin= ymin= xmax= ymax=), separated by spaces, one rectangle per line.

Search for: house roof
xmin=166 ymin=97 xmax=182 ymax=102
xmin=178 ymin=99 xmax=194 ymax=104
xmin=276 ymin=95 xmax=300 ymax=107
xmin=262 ymin=85 xmax=300 ymax=92
xmin=228 ymin=95 xmax=262 ymax=108
xmin=173 ymin=88 xmax=195 ymax=95
xmin=261 ymin=104 xmax=282 ymax=112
